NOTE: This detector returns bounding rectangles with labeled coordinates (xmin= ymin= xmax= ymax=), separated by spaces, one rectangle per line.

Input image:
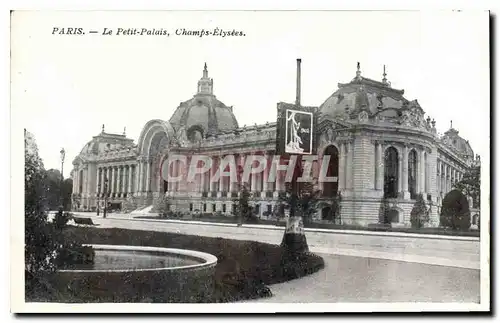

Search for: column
xmin=73 ymin=169 xmax=78 ymax=194
xmin=441 ymin=164 xmax=445 ymax=195
xmin=218 ymin=155 xmax=225 ymax=196
xmin=251 ymin=171 xmax=257 ymax=192
xmin=402 ymin=145 xmax=409 ymax=195
xmin=123 ymin=166 xmax=128 ymax=194
xmin=200 ymin=164 xmax=206 ymax=193
xmin=210 ymin=156 xmax=217 ymax=192
xmin=373 ymin=142 xmax=380 ymax=191
xmin=105 ymin=168 xmax=109 ymax=195
xmin=445 ymin=165 xmax=449 ymax=193
xmin=137 ymin=160 xmax=143 ymax=193
xmin=262 ymin=153 xmax=269 ymax=194
xmin=338 ymin=143 xmax=346 ymax=191
xmin=128 ymin=165 xmax=133 ymax=193
xmin=436 ymin=161 xmax=440 ymax=194
xmin=110 ymin=167 xmax=115 ymax=194
xmin=95 ymin=168 xmax=100 ymax=195
xmin=452 ymin=169 xmax=456 ymax=188
xmin=346 ymin=141 xmax=353 ymax=190
xmin=419 ymin=150 xmax=425 ymax=194
xmin=100 ymin=167 xmax=105 ymax=196
xmin=398 ymin=152 xmax=403 ymax=194
xmin=82 ymin=166 xmax=87 ymax=196
xmin=117 ymin=166 xmax=121 ymax=195
xmin=145 ymin=158 xmax=151 ymax=192
xmin=116 ymin=166 xmax=121 ymax=196
xmin=425 ymin=156 xmax=430 ymax=194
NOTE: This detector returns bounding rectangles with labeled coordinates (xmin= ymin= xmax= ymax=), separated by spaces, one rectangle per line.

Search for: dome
xmin=319 ymin=63 xmax=409 ymax=119
xmin=168 ymin=63 xmax=239 ymax=137
xmin=79 ymin=126 xmax=134 ymax=156
xmin=442 ymin=127 xmax=474 ymax=158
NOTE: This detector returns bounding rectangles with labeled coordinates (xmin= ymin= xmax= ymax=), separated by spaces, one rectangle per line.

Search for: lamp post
xmin=59 ymin=148 xmax=66 ymax=210
xmin=97 ymin=183 xmax=101 ymax=216
xmin=103 ymin=176 xmax=109 ymax=218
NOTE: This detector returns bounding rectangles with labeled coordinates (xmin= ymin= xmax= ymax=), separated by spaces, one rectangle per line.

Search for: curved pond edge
xmin=58 ymin=244 xmax=218 ymax=273
xmin=55 ymin=244 xmax=218 ymax=302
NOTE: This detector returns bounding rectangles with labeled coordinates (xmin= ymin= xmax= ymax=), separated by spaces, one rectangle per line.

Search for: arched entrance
xmin=384 ymin=147 xmax=399 ymax=198
xmin=323 ymin=145 xmax=339 ymax=197
xmin=321 ymin=206 xmax=333 ymax=221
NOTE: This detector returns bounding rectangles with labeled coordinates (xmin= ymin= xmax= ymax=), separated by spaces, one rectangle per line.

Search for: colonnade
xmin=373 ymin=141 xmax=431 ymax=199
xmin=96 ymin=164 xmax=136 ymax=197
xmin=437 ymin=159 xmax=464 ymax=196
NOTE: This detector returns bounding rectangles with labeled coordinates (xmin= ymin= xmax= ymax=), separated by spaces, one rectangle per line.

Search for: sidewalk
xmin=72 ymin=212 xmax=480 ymax=270
xmin=73 ymin=212 xmax=479 ymax=242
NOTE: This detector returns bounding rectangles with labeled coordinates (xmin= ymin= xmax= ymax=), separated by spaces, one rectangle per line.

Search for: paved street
xmin=72 ymin=213 xmax=481 ymax=303
xmin=247 ymin=253 xmax=480 ymax=303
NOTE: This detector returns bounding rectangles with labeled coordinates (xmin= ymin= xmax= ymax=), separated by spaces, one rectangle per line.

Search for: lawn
xmin=26 ymin=226 xmax=325 ymax=303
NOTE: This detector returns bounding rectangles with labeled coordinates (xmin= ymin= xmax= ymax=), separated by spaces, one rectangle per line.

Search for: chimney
xmin=295 ymin=58 xmax=301 ymax=106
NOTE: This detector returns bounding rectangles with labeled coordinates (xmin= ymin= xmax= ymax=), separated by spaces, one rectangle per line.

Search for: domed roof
xmin=442 ymin=126 xmax=474 ymax=158
xmin=168 ymin=63 xmax=239 ymax=136
xmin=319 ymin=63 xmax=410 ymax=119
xmin=79 ymin=125 xmax=134 ymax=156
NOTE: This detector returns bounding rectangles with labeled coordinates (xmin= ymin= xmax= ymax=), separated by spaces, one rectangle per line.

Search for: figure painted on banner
xmin=286 ymin=111 xmax=304 ymax=153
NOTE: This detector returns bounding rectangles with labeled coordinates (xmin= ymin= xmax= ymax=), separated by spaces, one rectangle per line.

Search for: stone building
xmin=71 ymin=62 xmax=480 ymax=227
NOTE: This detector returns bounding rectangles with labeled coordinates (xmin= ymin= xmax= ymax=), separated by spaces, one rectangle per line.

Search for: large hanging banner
xmin=275 ymin=102 xmax=317 ymax=156
xmin=285 ymin=109 xmax=313 ymax=154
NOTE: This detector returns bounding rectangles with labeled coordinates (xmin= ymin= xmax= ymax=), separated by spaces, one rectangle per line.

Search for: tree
xmin=61 ymin=178 xmax=73 ymax=211
xmin=440 ymin=189 xmax=471 ymax=231
xmin=152 ymin=193 xmax=171 ymax=217
xmin=25 ymin=130 xmax=57 ymax=275
xmin=44 ymin=170 xmax=73 ymax=211
xmin=453 ymin=165 xmax=480 ymax=209
xmin=233 ymin=183 xmax=255 ymax=224
xmin=25 ymin=130 xmax=94 ymax=296
xmin=278 ymin=180 xmax=321 ymax=254
xmin=410 ymin=194 xmax=430 ymax=229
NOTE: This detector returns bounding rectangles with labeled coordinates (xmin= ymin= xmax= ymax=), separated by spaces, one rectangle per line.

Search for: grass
xmin=26 ymin=226 xmax=325 ymax=303
xmin=135 ymin=214 xmax=480 ymax=237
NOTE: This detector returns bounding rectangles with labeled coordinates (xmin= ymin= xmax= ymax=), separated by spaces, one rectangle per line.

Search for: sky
xmin=11 ymin=10 xmax=490 ymax=178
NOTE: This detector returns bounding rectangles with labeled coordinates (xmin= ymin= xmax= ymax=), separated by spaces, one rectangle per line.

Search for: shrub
xmin=410 ymin=194 xmax=429 ymax=229
xmin=53 ymin=209 xmax=71 ymax=230
xmin=73 ymin=217 xmax=95 ymax=225
xmin=440 ymin=189 xmax=471 ymax=231
xmin=25 ymin=130 xmax=95 ymax=298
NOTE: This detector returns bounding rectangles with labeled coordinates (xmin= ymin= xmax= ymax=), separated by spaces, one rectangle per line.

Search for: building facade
xmin=71 ymin=62 xmax=480 ymax=227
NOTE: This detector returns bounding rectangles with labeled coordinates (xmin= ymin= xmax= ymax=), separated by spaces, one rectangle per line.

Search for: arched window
xmin=408 ymin=149 xmax=418 ymax=199
xmin=323 ymin=145 xmax=339 ymax=197
xmin=384 ymin=147 xmax=399 ymax=198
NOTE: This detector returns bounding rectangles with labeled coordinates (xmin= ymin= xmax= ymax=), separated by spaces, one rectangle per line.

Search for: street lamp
xmin=59 ymin=148 xmax=66 ymax=210
xmin=97 ymin=183 xmax=101 ymax=216
xmin=103 ymin=176 xmax=109 ymax=218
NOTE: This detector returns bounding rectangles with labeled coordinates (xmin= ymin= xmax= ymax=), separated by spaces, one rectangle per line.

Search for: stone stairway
xmin=130 ymin=204 xmax=154 ymax=215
